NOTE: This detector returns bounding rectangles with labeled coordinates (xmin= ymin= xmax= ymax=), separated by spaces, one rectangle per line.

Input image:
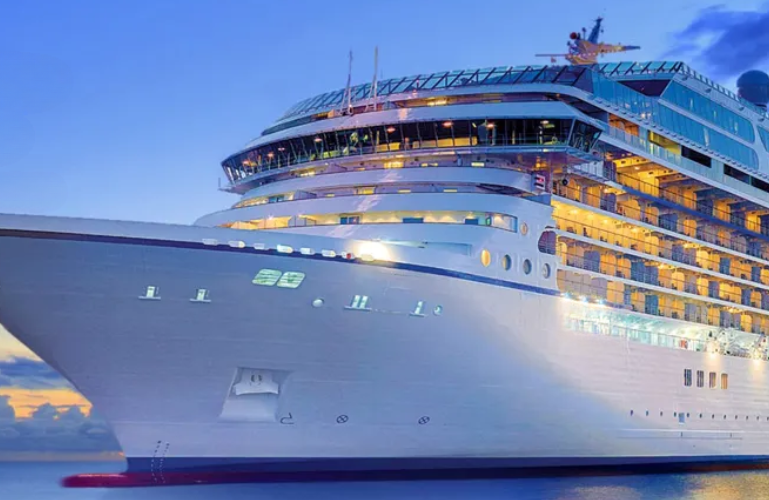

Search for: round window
xmin=520 ymin=222 xmax=529 ymax=235
xmin=433 ymin=305 xmax=443 ymax=316
xmin=502 ymin=254 xmax=512 ymax=271
xmin=542 ymin=263 xmax=551 ymax=279
xmin=480 ymin=249 xmax=491 ymax=267
xmin=523 ymin=259 xmax=532 ymax=275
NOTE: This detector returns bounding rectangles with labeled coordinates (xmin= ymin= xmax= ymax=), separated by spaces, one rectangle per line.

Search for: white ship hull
xmin=2 ymin=214 xmax=769 ymax=478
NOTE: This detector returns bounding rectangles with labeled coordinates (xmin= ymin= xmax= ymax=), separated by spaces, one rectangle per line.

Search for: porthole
xmin=480 ymin=249 xmax=491 ymax=267
xmin=542 ymin=263 xmax=551 ymax=279
xmin=433 ymin=305 xmax=443 ymax=316
xmin=312 ymin=298 xmax=324 ymax=308
xmin=522 ymin=259 xmax=532 ymax=275
xmin=520 ymin=222 xmax=529 ymax=235
xmin=502 ymin=255 xmax=512 ymax=271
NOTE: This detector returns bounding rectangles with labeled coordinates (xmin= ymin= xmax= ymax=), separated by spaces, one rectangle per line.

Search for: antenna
xmin=367 ymin=46 xmax=379 ymax=111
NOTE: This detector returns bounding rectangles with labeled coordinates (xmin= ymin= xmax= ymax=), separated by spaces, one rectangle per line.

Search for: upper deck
xmin=268 ymin=61 xmax=769 ymax=131
xmin=222 ymin=60 xmax=769 ymax=192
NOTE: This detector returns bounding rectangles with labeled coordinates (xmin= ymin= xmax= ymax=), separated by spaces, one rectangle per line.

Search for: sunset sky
xmin=0 ymin=0 xmax=767 ymax=456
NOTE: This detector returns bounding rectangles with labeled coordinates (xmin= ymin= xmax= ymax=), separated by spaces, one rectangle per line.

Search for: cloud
xmin=1 ymin=402 xmax=120 ymax=453
xmin=667 ymin=3 xmax=769 ymax=79
xmin=0 ymin=356 xmax=71 ymax=390
xmin=0 ymin=395 xmax=15 ymax=423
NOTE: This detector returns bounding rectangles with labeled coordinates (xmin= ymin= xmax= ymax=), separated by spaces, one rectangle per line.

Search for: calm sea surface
xmin=2 ymin=461 xmax=769 ymax=499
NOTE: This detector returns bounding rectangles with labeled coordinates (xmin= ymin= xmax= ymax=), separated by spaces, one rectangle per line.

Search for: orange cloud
xmin=0 ymin=387 xmax=92 ymax=419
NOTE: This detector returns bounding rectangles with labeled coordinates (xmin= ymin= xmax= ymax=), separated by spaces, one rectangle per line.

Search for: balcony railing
xmin=553 ymin=214 xmax=769 ymax=287
xmin=554 ymin=172 xmax=769 ymax=262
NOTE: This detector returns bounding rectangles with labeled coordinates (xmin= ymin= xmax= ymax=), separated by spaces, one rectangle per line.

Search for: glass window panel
xmin=443 ymin=69 xmax=465 ymax=87
xmin=376 ymin=78 xmax=394 ymax=96
xmin=515 ymin=68 xmax=541 ymax=84
xmin=417 ymin=121 xmax=437 ymax=144
xmin=327 ymin=90 xmax=346 ymax=107
xmin=452 ymin=70 xmax=479 ymax=87
xmin=661 ymin=61 xmax=678 ymax=71
xmin=401 ymin=122 xmax=419 ymax=149
xmin=253 ymin=269 xmax=282 ymax=286
xmin=483 ymin=68 xmax=510 ymax=84
xmin=435 ymin=119 xmax=455 ymax=142
xmin=474 ymin=68 xmax=494 ymax=83
xmin=646 ymin=61 xmax=664 ymax=72
xmin=404 ymin=75 xmax=427 ymax=91
xmin=555 ymin=67 xmax=583 ymax=85
xmin=534 ymin=67 xmax=562 ymax=83
xmin=499 ymin=69 xmax=526 ymax=85
xmin=352 ymin=84 xmax=371 ymax=101
xmin=277 ymin=272 xmax=306 ymax=289
xmin=423 ymin=72 xmax=448 ymax=89
xmin=391 ymin=77 xmax=412 ymax=93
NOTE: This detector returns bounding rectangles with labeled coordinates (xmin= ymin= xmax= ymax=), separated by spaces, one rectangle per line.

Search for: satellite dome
xmin=737 ymin=70 xmax=769 ymax=109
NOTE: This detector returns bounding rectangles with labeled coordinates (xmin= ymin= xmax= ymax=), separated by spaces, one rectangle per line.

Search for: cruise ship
xmin=3 ymin=58 xmax=769 ymax=485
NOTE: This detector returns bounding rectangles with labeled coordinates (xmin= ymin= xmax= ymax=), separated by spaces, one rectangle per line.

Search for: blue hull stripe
xmin=62 ymin=455 xmax=769 ymax=487
xmin=123 ymin=455 xmax=769 ymax=473
xmin=0 ymin=228 xmax=560 ymax=297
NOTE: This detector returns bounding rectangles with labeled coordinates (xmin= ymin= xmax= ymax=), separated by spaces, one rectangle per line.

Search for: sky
xmin=0 ymin=0 xmax=768 ymax=456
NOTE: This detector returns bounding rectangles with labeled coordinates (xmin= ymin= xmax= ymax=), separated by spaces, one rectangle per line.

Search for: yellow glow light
xmin=358 ymin=241 xmax=391 ymax=262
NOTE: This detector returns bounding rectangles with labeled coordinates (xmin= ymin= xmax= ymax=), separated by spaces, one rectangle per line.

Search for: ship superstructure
xmin=3 ymin=59 xmax=769 ymax=485
xmin=207 ymin=60 xmax=769 ymax=360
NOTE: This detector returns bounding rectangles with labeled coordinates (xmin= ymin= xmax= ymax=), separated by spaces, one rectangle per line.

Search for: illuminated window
xmin=523 ymin=259 xmax=532 ymax=275
xmin=347 ymin=295 xmax=370 ymax=310
xmin=191 ymin=288 xmax=210 ymax=302
xmin=709 ymin=372 xmax=717 ymax=388
xmin=684 ymin=369 xmax=692 ymax=387
xmin=397 ymin=189 xmax=412 ymax=194
xmin=501 ymin=255 xmax=512 ymax=271
xmin=341 ymin=215 xmax=360 ymax=225
xmin=140 ymin=286 xmax=160 ymax=300
xmin=696 ymin=370 xmax=704 ymax=388
xmin=356 ymin=187 xmax=375 ymax=195
xmin=480 ymin=249 xmax=491 ymax=267
xmin=253 ymin=269 xmax=282 ymax=286
xmin=443 ymin=188 xmax=458 ymax=193
xmin=721 ymin=373 xmax=728 ymax=389
xmin=277 ymin=272 xmax=306 ymax=289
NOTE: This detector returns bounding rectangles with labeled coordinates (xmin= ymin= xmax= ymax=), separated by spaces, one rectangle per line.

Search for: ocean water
xmin=2 ymin=461 xmax=769 ymax=500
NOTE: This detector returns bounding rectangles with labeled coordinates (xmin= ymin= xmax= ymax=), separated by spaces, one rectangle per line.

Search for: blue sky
xmin=0 ymin=0 xmax=768 ymax=453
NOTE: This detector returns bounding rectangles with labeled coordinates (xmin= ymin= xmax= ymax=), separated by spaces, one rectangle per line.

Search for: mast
xmin=368 ymin=46 xmax=379 ymax=111
xmin=342 ymin=50 xmax=353 ymax=115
